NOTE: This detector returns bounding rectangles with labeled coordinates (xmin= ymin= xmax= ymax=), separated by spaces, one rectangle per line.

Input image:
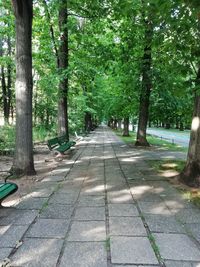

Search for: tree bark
xmin=6 ymin=35 xmax=12 ymax=124
xmin=12 ymin=0 xmax=35 ymax=175
xmin=118 ymin=119 xmax=122 ymax=130
xmin=85 ymin=112 xmax=92 ymax=131
xmin=57 ymin=0 xmax=69 ymax=138
xmin=179 ymin=67 xmax=200 ymax=187
xmin=135 ymin=19 xmax=153 ymax=146
xmin=123 ymin=117 xmax=129 ymax=136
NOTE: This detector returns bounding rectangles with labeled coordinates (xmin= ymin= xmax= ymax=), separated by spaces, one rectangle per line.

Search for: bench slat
xmin=0 ymin=183 xmax=18 ymax=201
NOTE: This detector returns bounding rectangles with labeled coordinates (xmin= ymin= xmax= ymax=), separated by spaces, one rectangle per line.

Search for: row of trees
xmin=0 ymin=0 xmax=200 ymax=186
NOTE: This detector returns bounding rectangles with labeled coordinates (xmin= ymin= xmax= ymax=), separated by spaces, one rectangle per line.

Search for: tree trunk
xmin=6 ymin=35 xmax=12 ymax=123
xmin=165 ymin=122 xmax=170 ymax=129
xmin=118 ymin=119 xmax=122 ymax=130
xmin=113 ymin=119 xmax=117 ymax=130
xmin=135 ymin=19 xmax=153 ymax=146
xmin=123 ymin=117 xmax=129 ymax=136
xmin=179 ymin=67 xmax=200 ymax=187
xmin=85 ymin=112 xmax=92 ymax=131
xmin=12 ymin=0 xmax=35 ymax=175
xmin=1 ymin=66 xmax=8 ymax=124
xmin=57 ymin=0 xmax=69 ymax=138
xmin=179 ymin=122 xmax=184 ymax=131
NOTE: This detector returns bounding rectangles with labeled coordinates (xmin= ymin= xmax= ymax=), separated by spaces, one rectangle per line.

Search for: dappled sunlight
xmin=81 ymin=226 xmax=105 ymax=238
xmin=130 ymin=185 xmax=153 ymax=195
xmin=192 ymin=116 xmax=200 ymax=131
xmin=120 ymin=157 xmax=138 ymax=162
xmin=0 ymin=225 xmax=10 ymax=235
xmin=12 ymin=239 xmax=60 ymax=266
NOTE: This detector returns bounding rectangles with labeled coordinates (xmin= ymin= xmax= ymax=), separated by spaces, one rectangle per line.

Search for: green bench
xmin=47 ymin=135 xmax=76 ymax=154
xmin=0 ymin=174 xmax=18 ymax=205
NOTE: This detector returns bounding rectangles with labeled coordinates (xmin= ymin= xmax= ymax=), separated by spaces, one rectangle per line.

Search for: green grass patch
xmin=148 ymin=159 xmax=185 ymax=173
xmin=0 ymin=125 xmax=15 ymax=151
xmin=114 ymin=129 xmax=187 ymax=152
xmin=149 ymin=159 xmax=200 ymax=208
xmin=182 ymin=191 xmax=200 ymax=208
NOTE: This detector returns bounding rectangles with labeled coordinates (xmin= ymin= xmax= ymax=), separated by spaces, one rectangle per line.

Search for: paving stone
xmin=165 ymin=260 xmax=193 ymax=267
xmin=154 ymin=233 xmax=200 ymax=261
xmin=112 ymin=266 xmax=158 ymax=267
xmin=107 ymin=192 xmax=133 ymax=204
xmin=0 ymin=225 xmax=29 ymax=247
xmin=78 ymin=195 xmax=105 ymax=206
xmin=49 ymin=193 xmax=78 ymax=205
xmin=138 ymin=201 xmax=171 ymax=215
xmin=81 ymin=185 xmax=105 ymax=195
xmin=185 ymin=223 xmax=200 ymax=243
xmin=144 ymin=214 xmax=185 ymax=233
xmin=109 ymin=217 xmax=146 ymax=236
xmin=42 ymin=175 xmax=65 ymax=182
xmin=59 ymin=242 xmax=107 ymax=267
xmin=0 ymin=210 xmax=38 ymax=226
xmin=28 ymin=187 xmax=54 ymax=198
xmin=11 ymin=238 xmax=63 ymax=267
xmin=40 ymin=204 xmax=73 ymax=219
xmin=16 ymin=198 xmax=48 ymax=210
xmin=108 ymin=203 xmax=139 ymax=216
xmin=68 ymin=221 xmax=106 ymax=241
xmin=74 ymin=207 xmax=105 ymax=221
xmin=27 ymin=219 xmax=69 ymax=238
xmin=110 ymin=236 xmax=158 ymax=264
xmin=175 ymin=209 xmax=200 ymax=223
xmin=0 ymin=247 xmax=12 ymax=260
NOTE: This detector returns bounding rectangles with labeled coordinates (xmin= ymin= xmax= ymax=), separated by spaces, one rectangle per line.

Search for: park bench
xmin=0 ymin=173 xmax=18 ymax=205
xmin=47 ymin=135 xmax=76 ymax=154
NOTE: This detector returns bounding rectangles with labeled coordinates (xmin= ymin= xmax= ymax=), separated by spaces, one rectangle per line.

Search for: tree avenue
xmin=0 ymin=0 xmax=200 ymax=186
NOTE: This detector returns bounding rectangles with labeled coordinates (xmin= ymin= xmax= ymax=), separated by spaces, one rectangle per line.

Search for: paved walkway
xmin=0 ymin=126 xmax=200 ymax=267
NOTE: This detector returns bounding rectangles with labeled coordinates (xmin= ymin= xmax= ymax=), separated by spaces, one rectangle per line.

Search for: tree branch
xmin=41 ymin=0 xmax=59 ymax=65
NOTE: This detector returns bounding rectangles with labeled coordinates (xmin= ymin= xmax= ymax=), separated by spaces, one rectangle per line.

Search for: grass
xmin=148 ymin=159 xmax=200 ymax=208
xmin=115 ymin=129 xmax=200 ymax=208
xmin=148 ymin=159 xmax=185 ymax=173
xmin=114 ymin=129 xmax=187 ymax=152
xmin=0 ymin=124 xmax=58 ymax=153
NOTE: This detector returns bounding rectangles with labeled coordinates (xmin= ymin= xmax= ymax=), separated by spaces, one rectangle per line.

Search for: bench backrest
xmin=47 ymin=137 xmax=59 ymax=150
xmin=58 ymin=135 xmax=68 ymax=144
xmin=0 ymin=183 xmax=18 ymax=200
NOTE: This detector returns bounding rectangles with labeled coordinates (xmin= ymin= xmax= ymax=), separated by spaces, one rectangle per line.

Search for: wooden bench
xmin=0 ymin=174 xmax=18 ymax=205
xmin=47 ymin=135 xmax=76 ymax=154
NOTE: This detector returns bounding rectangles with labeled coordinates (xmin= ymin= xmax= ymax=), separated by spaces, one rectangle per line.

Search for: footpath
xmin=0 ymin=126 xmax=200 ymax=267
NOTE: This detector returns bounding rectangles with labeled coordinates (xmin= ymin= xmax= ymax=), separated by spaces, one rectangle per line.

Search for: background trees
xmin=0 ymin=0 xmax=200 ymax=185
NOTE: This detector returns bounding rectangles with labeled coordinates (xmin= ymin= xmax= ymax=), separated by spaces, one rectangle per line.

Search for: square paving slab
xmin=109 ymin=217 xmax=146 ymax=236
xmin=110 ymin=236 xmax=158 ymax=264
xmin=68 ymin=221 xmax=106 ymax=241
xmin=74 ymin=207 xmax=105 ymax=221
xmin=108 ymin=203 xmax=139 ymax=216
xmin=16 ymin=198 xmax=48 ymax=210
xmin=11 ymin=238 xmax=63 ymax=267
xmin=59 ymin=242 xmax=107 ymax=267
xmin=0 ymin=225 xmax=29 ymax=247
xmin=27 ymin=219 xmax=69 ymax=238
xmin=49 ymin=193 xmax=78 ymax=205
xmin=144 ymin=214 xmax=185 ymax=233
xmin=78 ymin=195 xmax=105 ymax=206
xmin=154 ymin=233 xmax=200 ymax=261
xmin=40 ymin=204 xmax=73 ymax=219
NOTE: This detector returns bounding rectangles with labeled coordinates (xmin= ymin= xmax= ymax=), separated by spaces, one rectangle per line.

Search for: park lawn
xmin=114 ymin=129 xmax=187 ymax=152
xmin=149 ymin=159 xmax=200 ymax=208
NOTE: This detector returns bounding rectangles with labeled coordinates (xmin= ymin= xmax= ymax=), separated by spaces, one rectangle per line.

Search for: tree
xmin=12 ymin=0 xmax=35 ymax=175
xmin=135 ymin=9 xmax=153 ymax=146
